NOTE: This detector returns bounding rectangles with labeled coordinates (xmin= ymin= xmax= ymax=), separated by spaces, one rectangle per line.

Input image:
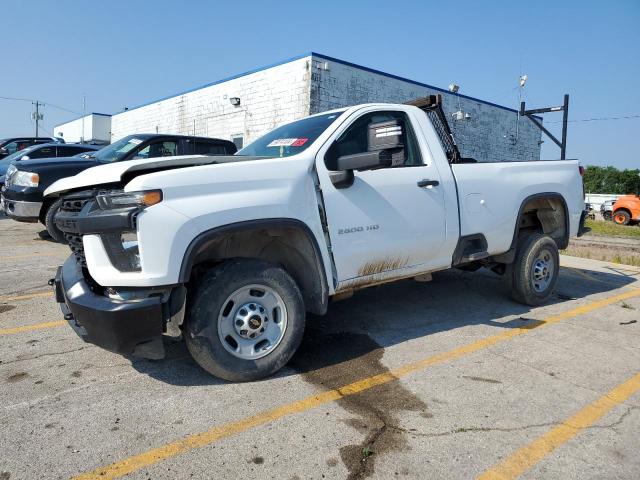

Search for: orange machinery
xmin=612 ymin=195 xmax=640 ymax=225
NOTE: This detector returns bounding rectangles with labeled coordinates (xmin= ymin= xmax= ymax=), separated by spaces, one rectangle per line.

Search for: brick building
xmin=108 ymin=53 xmax=542 ymax=161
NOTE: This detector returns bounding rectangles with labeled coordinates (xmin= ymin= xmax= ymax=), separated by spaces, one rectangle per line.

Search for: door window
xmin=25 ymin=146 xmax=55 ymax=159
xmin=194 ymin=142 xmax=228 ymax=155
xmin=134 ymin=141 xmax=178 ymax=159
xmin=3 ymin=141 xmax=30 ymax=155
xmin=56 ymin=146 xmax=84 ymax=157
xmin=325 ymin=111 xmax=423 ymax=169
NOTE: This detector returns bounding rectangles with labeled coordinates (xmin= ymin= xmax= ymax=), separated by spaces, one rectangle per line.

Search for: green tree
xmin=583 ymin=165 xmax=640 ymax=194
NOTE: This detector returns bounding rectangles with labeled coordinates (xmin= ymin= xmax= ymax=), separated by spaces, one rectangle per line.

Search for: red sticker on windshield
xmin=291 ymin=138 xmax=308 ymax=147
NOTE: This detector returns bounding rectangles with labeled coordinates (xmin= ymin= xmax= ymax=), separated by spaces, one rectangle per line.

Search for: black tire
xmin=613 ymin=210 xmax=631 ymax=226
xmin=185 ymin=259 xmax=305 ymax=382
xmin=508 ymin=233 xmax=559 ymax=306
xmin=44 ymin=198 xmax=66 ymax=243
xmin=602 ymin=211 xmax=612 ymax=221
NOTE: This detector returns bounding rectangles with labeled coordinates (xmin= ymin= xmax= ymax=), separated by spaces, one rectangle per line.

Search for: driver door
xmin=317 ymin=109 xmax=449 ymax=285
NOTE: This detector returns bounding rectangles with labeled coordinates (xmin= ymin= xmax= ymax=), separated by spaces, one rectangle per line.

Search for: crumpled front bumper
xmin=53 ymin=255 xmax=166 ymax=359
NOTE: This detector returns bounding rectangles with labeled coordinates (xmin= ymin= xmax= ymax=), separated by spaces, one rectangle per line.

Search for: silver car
xmin=600 ymin=199 xmax=615 ymax=221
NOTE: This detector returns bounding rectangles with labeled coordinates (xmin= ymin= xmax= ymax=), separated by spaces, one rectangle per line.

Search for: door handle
xmin=417 ymin=179 xmax=439 ymax=188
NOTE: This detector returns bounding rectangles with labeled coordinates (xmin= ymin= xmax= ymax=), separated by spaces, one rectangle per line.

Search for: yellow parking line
xmin=477 ymin=372 xmax=640 ymax=480
xmin=71 ymin=288 xmax=640 ymax=480
xmin=0 ymin=291 xmax=53 ymax=303
xmin=0 ymin=320 xmax=66 ymax=336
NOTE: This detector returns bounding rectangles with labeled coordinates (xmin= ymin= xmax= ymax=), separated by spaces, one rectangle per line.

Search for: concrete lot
xmin=1 ymin=218 xmax=639 ymax=480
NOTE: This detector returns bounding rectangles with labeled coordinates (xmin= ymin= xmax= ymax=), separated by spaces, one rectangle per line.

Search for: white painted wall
xmin=54 ymin=114 xmax=111 ymax=143
xmin=111 ymin=57 xmax=311 ymax=144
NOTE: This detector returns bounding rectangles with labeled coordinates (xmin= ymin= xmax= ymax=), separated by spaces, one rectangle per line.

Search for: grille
xmin=61 ymin=197 xmax=91 ymax=213
xmin=57 ymin=191 xmax=96 ymax=267
xmin=65 ymin=232 xmax=87 ymax=267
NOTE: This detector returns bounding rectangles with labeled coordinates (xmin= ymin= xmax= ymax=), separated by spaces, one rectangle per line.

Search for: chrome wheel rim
xmin=217 ymin=284 xmax=288 ymax=360
xmin=531 ymin=249 xmax=554 ymax=293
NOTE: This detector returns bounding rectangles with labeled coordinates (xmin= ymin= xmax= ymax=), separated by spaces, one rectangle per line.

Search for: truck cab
xmin=47 ymin=98 xmax=587 ymax=382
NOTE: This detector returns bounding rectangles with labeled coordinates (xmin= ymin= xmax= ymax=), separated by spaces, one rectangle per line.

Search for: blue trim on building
xmin=116 ymin=53 xmax=313 ymax=115
xmin=112 ymin=51 xmax=540 ymax=120
xmin=310 ymin=52 xmax=532 ymax=116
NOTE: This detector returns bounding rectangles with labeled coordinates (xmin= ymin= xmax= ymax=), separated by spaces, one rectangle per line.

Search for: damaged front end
xmin=51 ymin=189 xmax=186 ymax=359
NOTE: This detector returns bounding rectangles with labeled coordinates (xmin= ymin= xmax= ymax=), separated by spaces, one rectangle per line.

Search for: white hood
xmin=44 ymin=155 xmax=208 ymax=197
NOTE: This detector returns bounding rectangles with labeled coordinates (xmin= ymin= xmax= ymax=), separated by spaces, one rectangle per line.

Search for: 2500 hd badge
xmin=338 ymin=224 xmax=379 ymax=234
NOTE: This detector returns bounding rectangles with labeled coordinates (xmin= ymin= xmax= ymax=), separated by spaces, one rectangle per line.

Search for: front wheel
xmin=508 ymin=233 xmax=559 ymax=306
xmin=613 ymin=210 xmax=631 ymax=226
xmin=185 ymin=259 xmax=305 ymax=382
xmin=44 ymin=198 xmax=66 ymax=243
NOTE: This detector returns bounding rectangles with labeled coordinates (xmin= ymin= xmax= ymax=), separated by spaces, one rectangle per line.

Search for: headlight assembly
xmin=12 ymin=171 xmax=39 ymax=187
xmin=96 ymin=190 xmax=162 ymax=210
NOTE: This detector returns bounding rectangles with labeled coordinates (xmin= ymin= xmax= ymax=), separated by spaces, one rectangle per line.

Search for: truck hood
xmin=44 ymin=154 xmax=267 ymax=197
xmin=14 ymin=157 xmax=96 ymax=171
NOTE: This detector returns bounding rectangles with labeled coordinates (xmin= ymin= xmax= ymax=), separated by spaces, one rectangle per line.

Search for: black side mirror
xmin=368 ymin=119 xmax=405 ymax=153
xmin=330 ymin=119 xmax=406 ymax=189
xmin=338 ymin=118 xmax=406 ymax=171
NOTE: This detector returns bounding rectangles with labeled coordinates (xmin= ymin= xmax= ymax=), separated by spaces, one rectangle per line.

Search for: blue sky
xmin=1 ymin=0 xmax=638 ymax=168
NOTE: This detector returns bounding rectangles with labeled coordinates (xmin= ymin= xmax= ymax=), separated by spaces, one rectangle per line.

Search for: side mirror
xmin=336 ymin=150 xmax=394 ymax=171
xmin=330 ymin=119 xmax=407 ymax=188
xmin=20 ymin=155 xmax=30 ymax=161
xmin=368 ymin=119 xmax=405 ymax=153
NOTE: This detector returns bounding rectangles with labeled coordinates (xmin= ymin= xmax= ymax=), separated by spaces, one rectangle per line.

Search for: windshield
xmin=237 ymin=112 xmax=344 ymax=158
xmin=93 ymin=135 xmax=147 ymax=163
xmin=0 ymin=144 xmax=41 ymax=164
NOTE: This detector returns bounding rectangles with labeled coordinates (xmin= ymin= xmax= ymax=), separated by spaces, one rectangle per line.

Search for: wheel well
xmin=39 ymin=197 xmax=54 ymax=223
xmin=181 ymin=221 xmax=329 ymax=315
xmin=516 ymin=195 xmax=569 ymax=250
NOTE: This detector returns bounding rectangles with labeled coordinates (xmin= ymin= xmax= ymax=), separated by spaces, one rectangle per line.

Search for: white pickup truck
xmin=47 ymin=96 xmax=588 ymax=381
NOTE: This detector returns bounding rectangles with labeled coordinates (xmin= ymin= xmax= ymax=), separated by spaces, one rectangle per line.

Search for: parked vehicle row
xmin=1 ymin=134 xmax=236 ymax=241
xmin=0 ymin=136 xmax=64 ymax=159
xmin=46 ymin=96 xmax=588 ymax=382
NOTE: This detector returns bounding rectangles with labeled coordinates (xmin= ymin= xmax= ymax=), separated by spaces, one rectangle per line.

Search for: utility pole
xmin=81 ymin=95 xmax=86 ymax=143
xmin=32 ymin=101 xmax=44 ymax=137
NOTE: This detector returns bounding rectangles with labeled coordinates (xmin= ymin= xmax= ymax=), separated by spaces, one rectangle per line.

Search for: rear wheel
xmin=44 ymin=198 xmax=66 ymax=243
xmin=613 ymin=210 xmax=631 ymax=226
xmin=508 ymin=233 xmax=559 ymax=306
xmin=185 ymin=259 xmax=305 ymax=382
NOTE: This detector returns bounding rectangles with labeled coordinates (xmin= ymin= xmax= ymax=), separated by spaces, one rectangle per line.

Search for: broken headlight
xmin=102 ymin=231 xmax=141 ymax=272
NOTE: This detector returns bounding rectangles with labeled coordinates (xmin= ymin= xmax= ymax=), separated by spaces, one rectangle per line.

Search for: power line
xmin=546 ymin=114 xmax=640 ymax=123
xmin=0 ymin=95 xmax=82 ymax=115
xmin=0 ymin=95 xmax=34 ymax=102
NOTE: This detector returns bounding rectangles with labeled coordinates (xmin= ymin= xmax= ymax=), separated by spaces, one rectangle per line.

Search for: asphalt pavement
xmin=1 ymin=218 xmax=639 ymax=480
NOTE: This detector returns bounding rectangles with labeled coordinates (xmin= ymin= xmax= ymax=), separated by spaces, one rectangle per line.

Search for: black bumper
xmin=577 ymin=209 xmax=591 ymax=237
xmin=54 ymin=255 xmax=165 ymax=359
